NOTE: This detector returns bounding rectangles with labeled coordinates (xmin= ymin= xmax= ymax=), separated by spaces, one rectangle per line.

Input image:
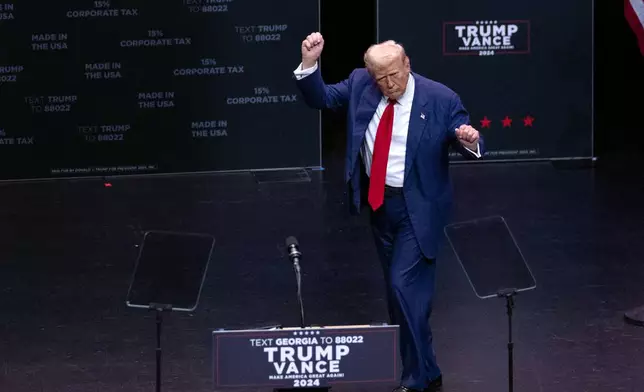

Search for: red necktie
xmin=368 ymin=99 xmax=396 ymax=211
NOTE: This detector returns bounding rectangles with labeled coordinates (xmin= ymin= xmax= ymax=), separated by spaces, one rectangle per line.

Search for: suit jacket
xmin=295 ymin=66 xmax=486 ymax=258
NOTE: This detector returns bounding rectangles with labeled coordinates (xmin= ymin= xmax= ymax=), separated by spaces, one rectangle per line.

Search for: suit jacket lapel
xmin=352 ymin=81 xmax=382 ymax=158
xmin=355 ymin=82 xmax=382 ymax=135
xmin=404 ymin=77 xmax=429 ymax=182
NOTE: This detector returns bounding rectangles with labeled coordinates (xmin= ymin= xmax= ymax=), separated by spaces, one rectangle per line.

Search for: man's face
xmin=371 ymin=56 xmax=411 ymax=100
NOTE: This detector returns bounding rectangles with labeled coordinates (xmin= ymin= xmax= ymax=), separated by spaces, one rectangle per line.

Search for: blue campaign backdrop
xmin=376 ymin=0 xmax=594 ymax=162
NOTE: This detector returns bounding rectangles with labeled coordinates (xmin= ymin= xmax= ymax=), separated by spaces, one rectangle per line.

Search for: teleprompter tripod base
xmin=624 ymin=305 xmax=644 ymax=327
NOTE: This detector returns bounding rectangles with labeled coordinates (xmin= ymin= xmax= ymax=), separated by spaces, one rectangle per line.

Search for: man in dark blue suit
xmin=293 ymin=32 xmax=485 ymax=392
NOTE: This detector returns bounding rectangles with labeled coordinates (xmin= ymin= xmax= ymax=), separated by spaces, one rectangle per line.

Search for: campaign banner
xmin=0 ymin=0 xmax=320 ymax=180
xmin=212 ymin=325 xmax=399 ymax=389
xmin=376 ymin=0 xmax=593 ymax=161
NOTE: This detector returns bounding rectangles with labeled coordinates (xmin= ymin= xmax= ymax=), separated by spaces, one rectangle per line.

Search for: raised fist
xmin=455 ymin=124 xmax=480 ymax=150
xmin=301 ymin=32 xmax=324 ymax=69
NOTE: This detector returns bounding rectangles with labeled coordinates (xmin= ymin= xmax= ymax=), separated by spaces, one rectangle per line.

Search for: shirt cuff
xmin=464 ymin=143 xmax=481 ymax=158
xmin=293 ymin=62 xmax=318 ymax=80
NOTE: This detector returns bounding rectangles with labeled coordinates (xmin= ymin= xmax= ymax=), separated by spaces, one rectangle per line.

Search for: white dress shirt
xmin=293 ymin=62 xmax=480 ymax=187
xmin=359 ymin=75 xmax=414 ymax=187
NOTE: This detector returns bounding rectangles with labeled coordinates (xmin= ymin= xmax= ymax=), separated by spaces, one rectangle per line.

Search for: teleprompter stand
xmin=445 ymin=216 xmax=537 ymax=392
xmin=126 ymin=230 xmax=215 ymax=392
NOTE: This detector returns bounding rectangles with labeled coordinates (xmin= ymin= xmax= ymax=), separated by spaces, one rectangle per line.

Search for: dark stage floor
xmin=1 ymin=157 xmax=643 ymax=392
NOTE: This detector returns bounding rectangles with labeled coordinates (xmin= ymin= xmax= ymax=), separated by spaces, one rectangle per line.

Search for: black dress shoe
xmin=392 ymin=387 xmax=422 ymax=392
xmin=423 ymin=375 xmax=443 ymax=392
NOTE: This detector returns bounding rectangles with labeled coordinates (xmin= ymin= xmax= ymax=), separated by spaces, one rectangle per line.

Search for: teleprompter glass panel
xmin=444 ymin=216 xmax=536 ymax=299
xmin=126 ymin=231 xmax=215 ymax=311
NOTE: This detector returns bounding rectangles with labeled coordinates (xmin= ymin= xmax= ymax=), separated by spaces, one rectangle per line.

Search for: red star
xmin=480 ymin=116 xmax=491 ymax=128
xmin=502 ymin=116 xmax=512 ymax=128
xmin=523 ymin=115 xmax=535 ymax=127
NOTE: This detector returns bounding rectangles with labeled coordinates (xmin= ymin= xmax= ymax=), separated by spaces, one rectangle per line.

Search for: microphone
xmin=285 ymin=236 xmax=305 ymax=328
xmin=285 ymin=236 xmax=302 ymax=268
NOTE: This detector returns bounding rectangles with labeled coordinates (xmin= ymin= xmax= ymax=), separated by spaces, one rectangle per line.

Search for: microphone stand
xmin=277 ymin=240 xmax=328 ymax=392
xmin=291 ymin=253 xmax=305 ymax=329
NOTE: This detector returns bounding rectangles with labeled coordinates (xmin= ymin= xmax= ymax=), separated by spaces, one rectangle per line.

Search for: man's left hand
xmin=455 ymin=124 xmax=479 ymax=151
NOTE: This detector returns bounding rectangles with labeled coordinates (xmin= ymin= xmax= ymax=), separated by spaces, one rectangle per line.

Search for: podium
xmin=444 ymin=215 xmax=536 ymax=392
xmin=126 ymin=230 xmax=215 ymax=392
xmin=198 ymin=237 xmax=400 ymax=391
xmin=211 ymin=324 xmax=399 ymax=390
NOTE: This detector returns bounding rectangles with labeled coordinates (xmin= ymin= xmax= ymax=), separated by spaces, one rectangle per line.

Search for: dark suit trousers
xmin=370 ymin=186 xmax=441 ymax=389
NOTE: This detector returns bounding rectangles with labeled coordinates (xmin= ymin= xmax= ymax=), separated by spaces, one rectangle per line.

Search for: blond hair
xmin=363 ymin=40 xmax=407 ymax=71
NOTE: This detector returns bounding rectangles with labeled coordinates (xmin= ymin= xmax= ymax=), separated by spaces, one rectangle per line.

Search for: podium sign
xmin=212 ymin=325 xmax=399 ymax=389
